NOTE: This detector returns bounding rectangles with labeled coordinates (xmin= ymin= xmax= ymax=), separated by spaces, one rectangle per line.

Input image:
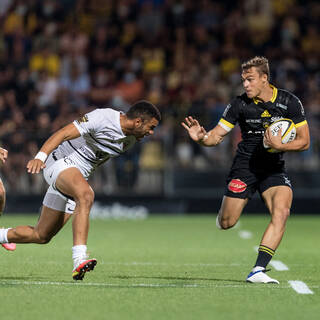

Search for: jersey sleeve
xmin=218 ymin=98 xmax=240 ymax=132
xmin=287 ymin=96 xmax=307 ymax=128
xmin=73 ymin=109 xmax=106 ymax=135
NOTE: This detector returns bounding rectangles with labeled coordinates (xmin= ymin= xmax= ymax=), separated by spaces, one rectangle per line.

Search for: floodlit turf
xmin=0 ymin=214 xmax=319 ymax=320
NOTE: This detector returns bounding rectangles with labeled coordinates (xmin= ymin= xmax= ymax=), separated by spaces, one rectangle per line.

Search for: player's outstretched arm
xmin=181 ymin=116 xmax=229 ymax=147
xmin=27 ymin=123 xmax=81 ymax=174
xmin=0 ymin=147 xmax=8 ymax=164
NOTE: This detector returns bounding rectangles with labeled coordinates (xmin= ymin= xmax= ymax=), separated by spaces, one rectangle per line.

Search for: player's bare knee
xmin=0 ymin=183 xmax=5 ymax=198
xmin=0 ymin=182 xmax=5 ymax=207
xmin=34 ymin=231 xmax=53 ymax=244
xmin=220 ymin=217 xmax=237 ymax=230
xmin=272 ymin=207 xmax=290 ymax=225
xmin=76 ymin=188 xmax=95 ymax=208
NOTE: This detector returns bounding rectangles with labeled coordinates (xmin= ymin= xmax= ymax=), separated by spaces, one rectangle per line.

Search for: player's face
xmin=241 ymin=67 xmax=267 ymax=99
xmin=134 ymin=117 xmax=159 ymax=141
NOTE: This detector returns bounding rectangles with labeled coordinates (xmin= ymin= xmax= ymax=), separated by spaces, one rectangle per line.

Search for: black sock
xmin=254 ymin=245 xmax=275 ymax=268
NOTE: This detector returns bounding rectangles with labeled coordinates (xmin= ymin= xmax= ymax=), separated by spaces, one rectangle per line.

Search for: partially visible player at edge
xmin=182 ymin=56 xmax=310 ymax=284
xmin=0 ymin=101 xmax=161 ymax=280
xmin=0 ymin=147 xmax=16 ymax=251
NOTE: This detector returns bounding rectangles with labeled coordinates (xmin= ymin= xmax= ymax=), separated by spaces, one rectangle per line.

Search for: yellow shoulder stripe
xmin=219 ymin=118 xmax=235 ymax=129
xmin=270 ymin=84 xmax=278 ymax=103
xmin=295 ymin=120 xmax=307 ymax=128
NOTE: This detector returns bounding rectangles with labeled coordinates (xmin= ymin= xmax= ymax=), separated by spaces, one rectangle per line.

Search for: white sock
xmin=0 ymin=228 xmax=10 ymax=243
xmin=72 ymin=244 xmax=87 ymax=260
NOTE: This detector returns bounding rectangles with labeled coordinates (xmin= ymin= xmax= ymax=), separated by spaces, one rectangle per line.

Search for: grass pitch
xmin=0 ymin=214 xmax=319 ymax=320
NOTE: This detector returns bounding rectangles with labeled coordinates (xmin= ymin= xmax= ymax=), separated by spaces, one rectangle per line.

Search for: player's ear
xmin=134 ymin=118 xmax=143 ymax=128
xmin=262 ymin=73 xmax=268 ymax=83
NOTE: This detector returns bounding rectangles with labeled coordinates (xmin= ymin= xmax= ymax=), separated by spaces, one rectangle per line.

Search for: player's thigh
xmin=55 ymin=167 xmax=93 ymax=201
xmin=260 ymin=172 xmax=293 ymax=216
xmin=262 ymin=186 xmax=293 ymax=216
xmin=34 ymin=205 xmax=67 ymax=240
xmin=219 ymin=196 xmax=248 ymax=222
xmin=0 ymin=178 xmax=5 ymax=199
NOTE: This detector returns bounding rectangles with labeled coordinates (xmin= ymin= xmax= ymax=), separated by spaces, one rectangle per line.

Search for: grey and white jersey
xmin=51 ymin=108 xmax=136 ymax=178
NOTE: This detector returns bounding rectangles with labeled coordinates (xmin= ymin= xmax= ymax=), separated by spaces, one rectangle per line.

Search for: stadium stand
xmin=0 ymin=0 xmax=319 ymax=199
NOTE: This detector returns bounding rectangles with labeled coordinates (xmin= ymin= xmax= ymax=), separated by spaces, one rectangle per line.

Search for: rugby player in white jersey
xmin=0 ymin=101 xmax=161 ymax=280
xmin=0 ymin=147 xmax=16 ymax=251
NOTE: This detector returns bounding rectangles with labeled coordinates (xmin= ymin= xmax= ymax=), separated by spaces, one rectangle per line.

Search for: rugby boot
xmin=72 ymin=257 xmax=97 ymax=280
xmin=1 ymin=243 xmax=16 ymax=251
xmin=246 ymin=266 xmax=279 ymax=284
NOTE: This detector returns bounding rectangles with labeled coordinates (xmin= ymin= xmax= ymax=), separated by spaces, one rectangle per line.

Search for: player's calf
xmin=3 ymin=226 xmax=54 ymax=244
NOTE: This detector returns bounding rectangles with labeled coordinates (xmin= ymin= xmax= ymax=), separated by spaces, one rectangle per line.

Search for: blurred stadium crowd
xmin=0 ymin=0 xmax=319 ymax=193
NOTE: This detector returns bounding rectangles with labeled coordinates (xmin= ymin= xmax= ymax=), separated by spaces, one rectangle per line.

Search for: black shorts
xmin=224 ymin=168 xmax=292 ymax=200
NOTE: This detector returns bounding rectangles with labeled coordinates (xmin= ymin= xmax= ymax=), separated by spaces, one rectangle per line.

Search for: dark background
xmin=0 ymin=0 xmax=319 ymax=213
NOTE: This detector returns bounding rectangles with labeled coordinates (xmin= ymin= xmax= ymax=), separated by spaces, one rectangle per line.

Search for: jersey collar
xmin=253 ymin=84 xmax=278 ymax=104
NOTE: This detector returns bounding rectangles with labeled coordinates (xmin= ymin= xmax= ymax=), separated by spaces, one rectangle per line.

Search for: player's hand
xmin=27 ymin=159 xmax=46 ymax=174
xmin=0 ymin=147 xmax=8 ymax=164
xmin=264 ymin=127 xmax=282 ymax=150
xmin=181 ymin=116 xmax=207 ymax=142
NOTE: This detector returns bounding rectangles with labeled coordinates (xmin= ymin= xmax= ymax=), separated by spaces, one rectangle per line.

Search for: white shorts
xmin=42 ymin=155 xmax=79 ymax=214
xmin=43 ymin=185 xmax=76 ymax=214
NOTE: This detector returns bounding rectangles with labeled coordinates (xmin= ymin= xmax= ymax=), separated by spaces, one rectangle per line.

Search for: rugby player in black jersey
xmin=182 ymin=56 xmax=310 ymax=284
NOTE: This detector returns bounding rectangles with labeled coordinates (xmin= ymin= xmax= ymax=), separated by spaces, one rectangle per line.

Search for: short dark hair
xmin=241 ymin=56 xmax=270 ymax=81
xmin=126 ymin=100 xmax=161 ymax=122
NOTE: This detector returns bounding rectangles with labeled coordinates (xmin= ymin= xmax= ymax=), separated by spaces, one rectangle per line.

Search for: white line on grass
xmin=238 ymin=230 xmax=253 ymax=239
xmin=2 ymin=279 xmax=316 ymax=289
xmin=25 ymin=261 xmax=247 ymax=267
xmin=288 ymin=281 xmax=314 ymax=294
xmin=269 ymin=260 xmax=289 ymax=271
xmin=100 ymin=262 xmax=241 ymax=267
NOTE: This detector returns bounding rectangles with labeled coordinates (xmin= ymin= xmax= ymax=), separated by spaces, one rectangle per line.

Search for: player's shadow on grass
xmin=109 ymin=274 xmax=244 ymax=283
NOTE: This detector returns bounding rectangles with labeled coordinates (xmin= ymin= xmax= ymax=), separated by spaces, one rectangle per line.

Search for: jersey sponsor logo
xmin=247 ymin=130 xmax=264 ymax=135
xmin=228 ymin=179 xmax=247 ymax=193
xmin=271 ymin=116 xmax=283 ymax=123
xmin=246 ymin=119 xmax=262 ymax=123
xmin=276 ymin=103 xmax=287 ymax=110
xmin=77 ymin=115 xmax=89 ymax=123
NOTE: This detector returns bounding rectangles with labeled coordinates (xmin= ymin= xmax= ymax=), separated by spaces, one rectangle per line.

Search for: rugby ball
xmin=263 ymin=119 xmax=296 ymax=152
